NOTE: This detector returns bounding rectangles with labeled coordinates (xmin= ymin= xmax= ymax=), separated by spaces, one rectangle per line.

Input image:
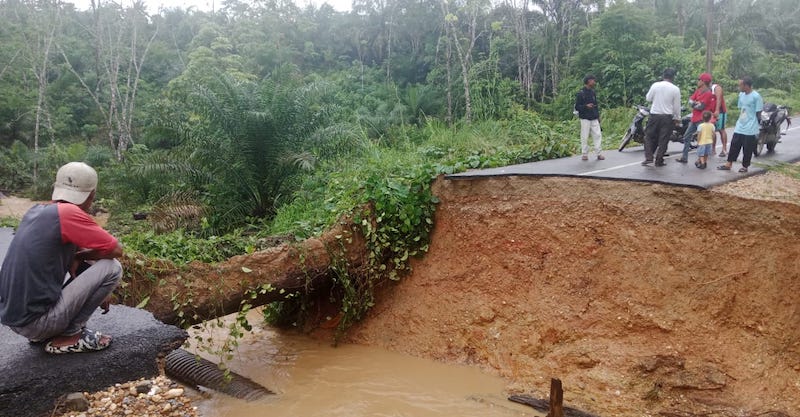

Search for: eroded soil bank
xmin=343 ymin=176 xmax=800 ymax=416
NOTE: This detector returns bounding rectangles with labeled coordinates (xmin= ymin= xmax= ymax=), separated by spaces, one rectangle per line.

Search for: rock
xmin=148 ymin=384 xmax=162 ymax=396
xmin=64 ymin=392 xmax=89 ymax=412
xmin=135 ymin=381 xmax=151 ymax=394
xmin=164 ymin=388 xmax=184 ymax=399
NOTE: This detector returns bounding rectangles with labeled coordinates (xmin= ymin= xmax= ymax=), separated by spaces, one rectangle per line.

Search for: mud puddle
xmin=185 ymin=309 xmax=539 ymax=417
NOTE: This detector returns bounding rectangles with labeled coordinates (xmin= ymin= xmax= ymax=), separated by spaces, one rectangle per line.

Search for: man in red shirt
xmin=0 ymin=162 xmax=123 ymax=353
xmin=676 ymin=72 xmax=716 ymax=163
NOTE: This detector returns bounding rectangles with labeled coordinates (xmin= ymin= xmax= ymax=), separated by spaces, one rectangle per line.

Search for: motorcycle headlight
xmin=760 ymin=112 xmax=771 ymax=122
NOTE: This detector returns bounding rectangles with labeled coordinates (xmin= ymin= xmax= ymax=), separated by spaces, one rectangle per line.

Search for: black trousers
xmin=644 ymin=114 xmax=675 ymax=162
xmin=728 ymin=132 xmax=757 ymax=167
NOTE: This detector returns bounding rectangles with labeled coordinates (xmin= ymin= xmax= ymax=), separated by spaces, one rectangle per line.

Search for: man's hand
xmin=76 ymin=248 xmax=100 ymax=261
xmin=69 ymin=248 xmax=96 ymax=279
xmin=586 ymin=103 xmax=594 ymax=108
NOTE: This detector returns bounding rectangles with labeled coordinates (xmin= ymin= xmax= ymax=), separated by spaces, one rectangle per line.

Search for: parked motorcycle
xmin=754 ymin=103 xmax=791 ymax=156
xmin=618 ymin=105 xmax=692 ymax=152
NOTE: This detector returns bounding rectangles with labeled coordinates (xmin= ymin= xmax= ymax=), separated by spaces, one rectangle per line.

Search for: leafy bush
xmin=0 ymin=216 xmax=19 ymax=228
xmin=120 ymin=229 xmax=256 ymax=264
xmin=0 ymin=141 xmax=32 ymax=192
xmin=265 ymin=109 xmax=575 ymax=335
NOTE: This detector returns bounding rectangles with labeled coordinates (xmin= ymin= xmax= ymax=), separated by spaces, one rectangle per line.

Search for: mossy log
xmin=118 ymin=221 xmax=366 ymax=326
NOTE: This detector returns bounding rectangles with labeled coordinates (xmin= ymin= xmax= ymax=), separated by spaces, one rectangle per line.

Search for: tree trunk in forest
xmin=440 ymin=0 xmax=484 ymax=123
xmin=92 ymin=0 xmax=102 ymax=96
xmin=677 ymin=2 xmax=686 ymax=38
xmin=705 ymin=0 xmax=713 ymax=72
xmin=510 ymin=0 xmax=534 ymax=106
xmin=439 ymin=3 xmax=454 ymax=125
xmin=119 ymin=222 xmax=367 ymax=327
xmin=386 ymin=8 xmax=393 ymax=82
xmin=59 ymin=3 xmax=155 ymax=161
xmin=445 ymin=35 xmax=453 ymax=125
xmin=28 ymin=6 xmax=60 ymax=184
xmin=443 ymin=1 xmax=480 ymax=124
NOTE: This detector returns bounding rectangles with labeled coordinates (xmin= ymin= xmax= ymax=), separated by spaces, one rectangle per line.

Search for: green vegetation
xmin=765 ymin=162 xmax=800 ymax=180
xmin=0 ymin=216 xmax=18 ymax=228
xmin=2 ymin=0 xmax=800 ymax=336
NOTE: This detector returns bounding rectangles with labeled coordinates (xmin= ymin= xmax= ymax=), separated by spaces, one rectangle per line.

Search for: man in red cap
xmin=676 ymin=72 xmax=716 ymax=163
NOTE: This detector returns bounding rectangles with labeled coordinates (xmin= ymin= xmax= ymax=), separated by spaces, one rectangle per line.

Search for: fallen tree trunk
xmin=118 ymin=221 xmax=366 ymax=326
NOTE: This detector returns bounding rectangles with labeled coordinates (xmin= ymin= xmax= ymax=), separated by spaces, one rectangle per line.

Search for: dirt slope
xmin=344 ymin=176 xmax=800 ymax=416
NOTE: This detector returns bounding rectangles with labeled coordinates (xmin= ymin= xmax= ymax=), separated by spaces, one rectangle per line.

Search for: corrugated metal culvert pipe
xmin=165 ymin=348 xmax=274 ymax=401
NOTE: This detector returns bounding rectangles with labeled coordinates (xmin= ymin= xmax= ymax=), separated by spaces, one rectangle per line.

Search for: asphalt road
xmin=448 ymin=124 xmax=800 ymax=189
xmin=0 ymin=227 xmax=11 ymax=267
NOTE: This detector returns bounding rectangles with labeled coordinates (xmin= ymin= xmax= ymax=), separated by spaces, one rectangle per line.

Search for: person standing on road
xmin=0 ymin=162 xmax=123 ymax=354
xmin=711 ymin=78 xmax=728 ymax=157
xmin=694 ymin=111 xmax=715 ymax=169
xmin=717 ymin=76 xmax=763 ymax=173
xmin=642 ymin=68 xmax=682 ymax=167
xmin=676 ymin=73 xmax=716 ymax=164
xmin=575 ymin=74 xmax=605 ymax=161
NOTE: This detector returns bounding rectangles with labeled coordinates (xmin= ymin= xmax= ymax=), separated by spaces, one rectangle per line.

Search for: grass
xmin=0 ymin=216 xmax=18 ymax=228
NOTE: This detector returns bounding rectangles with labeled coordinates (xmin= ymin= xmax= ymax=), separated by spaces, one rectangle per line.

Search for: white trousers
xmin=580 ymin=119 xmax=603 ymax=156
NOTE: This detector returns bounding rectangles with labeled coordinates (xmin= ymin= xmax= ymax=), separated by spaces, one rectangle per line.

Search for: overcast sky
xmin=67 ymin=0 xmax=351 ymax=14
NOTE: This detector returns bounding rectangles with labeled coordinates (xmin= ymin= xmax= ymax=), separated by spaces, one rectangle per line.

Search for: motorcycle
xmin=754 ymin=102 xmax=791 ymax=156
xmin=618 ymin=105 xmax=693 ymax=152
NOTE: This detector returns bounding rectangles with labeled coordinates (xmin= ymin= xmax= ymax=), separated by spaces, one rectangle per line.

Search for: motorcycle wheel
xmin=619 ymin=131 xmax=634 ymax=152
xmin=767 ymin=139 xmax=777 ymax=152
xmin=755 ymin=132 xmax=766 ymax=156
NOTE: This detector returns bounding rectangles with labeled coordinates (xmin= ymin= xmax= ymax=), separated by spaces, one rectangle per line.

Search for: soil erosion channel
xmin=343 ymin=176 xmax=800 ymax=416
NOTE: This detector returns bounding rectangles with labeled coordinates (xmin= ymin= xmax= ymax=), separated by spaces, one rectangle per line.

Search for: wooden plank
xmin=548 ymin=378 xmax=564 ymax=417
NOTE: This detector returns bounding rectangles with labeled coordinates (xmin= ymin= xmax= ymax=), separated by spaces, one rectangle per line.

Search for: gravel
xmin=711 ymin=165 xmax=800 ymax=205
xmin=53 ymin=375 xmax=199 ymax=417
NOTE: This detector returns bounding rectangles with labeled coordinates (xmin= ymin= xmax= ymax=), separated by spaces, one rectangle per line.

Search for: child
xmin=694 ymin=111 xmax=715 ymax=169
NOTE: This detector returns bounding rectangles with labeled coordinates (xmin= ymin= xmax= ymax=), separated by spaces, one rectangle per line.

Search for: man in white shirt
xmin=642 ymin=68 xmax=682 ymax=167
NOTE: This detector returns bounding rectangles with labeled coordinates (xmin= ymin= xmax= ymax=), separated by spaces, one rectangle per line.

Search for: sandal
xmin=44 ymin=328 xmax=112 ymax=354
xmin=716 ymin=165 xmax=731 ymax=171
xmin=738 ymin=167 xmax=748 ymax=173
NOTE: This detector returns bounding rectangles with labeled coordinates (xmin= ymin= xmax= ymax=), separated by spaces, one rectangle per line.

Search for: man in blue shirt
xmin=717 ymin=76 xmax=763 ymax=173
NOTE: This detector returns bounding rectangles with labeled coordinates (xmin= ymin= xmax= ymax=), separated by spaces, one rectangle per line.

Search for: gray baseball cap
xmin=52 ymin=162 xmax=97 ymax=205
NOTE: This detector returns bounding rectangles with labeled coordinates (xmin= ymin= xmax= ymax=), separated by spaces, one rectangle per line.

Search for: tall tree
xmin=18 ymin=0 xmax=62 ymax=181
xmin=60 ymin=1 xmax=157 ymax=160
xmin=441 ymin=0 xmax=488 ymax=124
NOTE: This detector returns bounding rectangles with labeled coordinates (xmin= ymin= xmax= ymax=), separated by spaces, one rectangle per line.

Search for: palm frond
xmin=149 ymin=191 xmax=207 ymax=233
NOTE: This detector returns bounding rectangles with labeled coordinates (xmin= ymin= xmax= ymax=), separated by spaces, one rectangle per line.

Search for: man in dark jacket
xmin=575 ymin=74 xmax=605 ymax=160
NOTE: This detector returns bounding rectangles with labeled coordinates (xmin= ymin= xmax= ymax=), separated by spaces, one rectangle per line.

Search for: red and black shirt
xmin=0 ymin=203 xmax=117 ymax=327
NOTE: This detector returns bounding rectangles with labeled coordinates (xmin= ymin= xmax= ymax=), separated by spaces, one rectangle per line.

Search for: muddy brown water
xmin=185 ymin=309 xmax=540 ymax=417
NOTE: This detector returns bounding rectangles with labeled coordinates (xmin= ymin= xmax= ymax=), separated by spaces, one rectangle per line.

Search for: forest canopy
xmin=1 ymin=0 xmax=799 ymax=237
